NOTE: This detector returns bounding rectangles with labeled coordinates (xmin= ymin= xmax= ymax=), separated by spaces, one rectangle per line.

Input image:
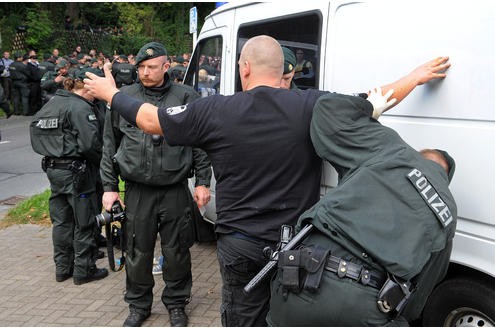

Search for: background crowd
xmin=0 ymin=46 xmax=194 ymax=119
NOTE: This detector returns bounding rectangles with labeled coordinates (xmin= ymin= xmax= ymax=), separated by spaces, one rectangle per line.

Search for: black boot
xmin=123 ymin=308 xmax=151 ymax=327
xmin=73 ymin=267 xmax=108 ymax=285
xmin=169 ymin=307 xmax=188 ymax=327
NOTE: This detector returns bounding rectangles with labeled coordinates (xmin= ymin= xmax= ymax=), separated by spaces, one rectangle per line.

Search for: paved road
xmin=0 ymin=115 xmax=222 ymax=327
xmin=0 ymin=115 xmax=49 ymax=216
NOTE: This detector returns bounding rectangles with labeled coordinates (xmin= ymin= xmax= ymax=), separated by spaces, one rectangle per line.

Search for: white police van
xmin=183 ymin=1 xmax=495 ymax=325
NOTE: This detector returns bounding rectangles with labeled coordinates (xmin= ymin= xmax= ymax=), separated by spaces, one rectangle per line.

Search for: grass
xmin=0 ymin=180 xmax=126 ymax=230
xmin=0 ymin=189 xmax=52 ymax=229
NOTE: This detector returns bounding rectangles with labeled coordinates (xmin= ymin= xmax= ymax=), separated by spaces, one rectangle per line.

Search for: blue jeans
xmin=216 ymin=233 xmax=277 ymax=327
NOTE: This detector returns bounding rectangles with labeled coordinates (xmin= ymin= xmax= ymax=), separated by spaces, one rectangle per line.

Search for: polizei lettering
xmin=36 ymin=118 xmax=59 ymax=129
xmin=407 ymin=169 xmax=452 ymax=228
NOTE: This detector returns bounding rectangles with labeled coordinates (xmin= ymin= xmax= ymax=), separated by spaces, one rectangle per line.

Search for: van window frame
xmin=235 ymin=10 xmax=323 ymax=92
xmin=184 ymin=35 xmax=223 ymax=97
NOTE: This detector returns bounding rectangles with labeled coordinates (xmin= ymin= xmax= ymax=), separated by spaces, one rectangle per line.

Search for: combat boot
xmin=123 ymin=307 xmax=151 ymax=327
xmin=73 ymin=267 xmax=108 ymax=285
xmin=169 ymin=307 xmax=188 ymax=327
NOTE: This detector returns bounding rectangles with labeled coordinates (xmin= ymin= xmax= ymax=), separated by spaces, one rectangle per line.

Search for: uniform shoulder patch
xmin=166 ymin=104 xmax=188 ymax=116
xmin=88 ymin=114 xmax=97 ymax=121
xmin=35 ymin=117 xmax=59 ymax=129
xmin=407 ymin=168 xmax=453 ymax=228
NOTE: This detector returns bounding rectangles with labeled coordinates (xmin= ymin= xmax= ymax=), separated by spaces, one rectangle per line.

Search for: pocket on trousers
xmin=178 ymin=207 xmax=195 ymax=249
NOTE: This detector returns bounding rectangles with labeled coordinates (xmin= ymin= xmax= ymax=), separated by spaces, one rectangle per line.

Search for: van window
xmin=184 ymin=36 xmax=223 ymax=98
xmin=236 ymin=11 xmax=321 ymax=91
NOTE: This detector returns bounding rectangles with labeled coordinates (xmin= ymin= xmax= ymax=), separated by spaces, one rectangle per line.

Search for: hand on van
xmin=377 ymin=56 xmax=450 ymax=112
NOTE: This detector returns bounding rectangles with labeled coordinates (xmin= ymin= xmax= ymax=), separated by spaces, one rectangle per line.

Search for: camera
xmin=95 ymin=201 xmax=125 ymax=227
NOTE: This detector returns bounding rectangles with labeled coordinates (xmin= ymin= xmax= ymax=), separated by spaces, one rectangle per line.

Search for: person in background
xmin=1 ymin=51 xmax=14 ymax=105
xmin=280 ymin=46 xmax=297 ymax=90
xmin=9 ymin=53 xmax=32 ymax=116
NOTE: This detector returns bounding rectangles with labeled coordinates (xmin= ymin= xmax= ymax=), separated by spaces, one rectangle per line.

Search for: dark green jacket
xmin=100 ymin=74 xmax=211 ymax=191
xmin=9 ymin=61 xmax=31 ymax=83
xmin=300 ymin=93 xmax=457 ymax=319
xmin=40 ymin=71 xmax=65 ymax=94
xmin=30 ymin=89 xmax=102 ymax=166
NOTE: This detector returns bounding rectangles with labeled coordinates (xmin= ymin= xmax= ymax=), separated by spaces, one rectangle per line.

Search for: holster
xmin=278 ymin=245 xmax=330 ymax=294
xmin=71 ymin=160 xmax=87 ymax=191
xmin=377 ymin=275 xmax=414 ymax=317
xmin=41 ymin=157 xmax=48 ymax=172
xmin=278 ymin=250 xmax=303 ymax=291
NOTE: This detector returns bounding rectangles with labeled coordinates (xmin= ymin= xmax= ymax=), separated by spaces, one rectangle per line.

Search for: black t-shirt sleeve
xmin=159 ymin=96 xmax=217 ymax=148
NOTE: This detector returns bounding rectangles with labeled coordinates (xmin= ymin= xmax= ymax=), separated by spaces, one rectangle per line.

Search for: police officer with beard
xmin=267 ymin=90 xmax=457 ymax=326
xmin=30 ymin=71 xmax=108 ymax=285
xmin=100 ymin=42 xmax=211 ymax=327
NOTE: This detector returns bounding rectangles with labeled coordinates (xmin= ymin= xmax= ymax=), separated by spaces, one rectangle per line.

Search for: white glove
xmin=367 ymin=87 xmax=397 ymax=119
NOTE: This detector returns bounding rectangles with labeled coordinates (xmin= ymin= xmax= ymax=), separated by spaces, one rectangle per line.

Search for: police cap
xmin=135 ymin=42 xmax=168 ymax=65
xmin=76 ymin=53 xmax=85 ymax=60
xmin=55 ymin=60 xmax=68 ymax=71
xmin=69 ymin=58 xmax=78 ymax=65
xmin=75 ymin=67 xmax=104 ymax=80
xmin=282 ymin=47 xmax=296 ymax=74
xmin=23 ymin=54 xmax=30 ymax=61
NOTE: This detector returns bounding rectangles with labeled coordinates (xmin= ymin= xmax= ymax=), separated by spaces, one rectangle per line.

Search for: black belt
xmin=325 ymin=255 xmax=386 ymax=289
xmin=45 ymin=157 xmax=83 ymax=170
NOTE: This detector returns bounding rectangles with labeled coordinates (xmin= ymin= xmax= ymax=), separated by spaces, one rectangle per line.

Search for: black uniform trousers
xmin=216 ymin=233 xmax=277 ymax=327
xmin=47 ymin=168 xmax=100 ymax=278
xmin=124 ymin=181 xmax=194 ymax=313
xmin=12 ymin=80 xmax=30 ymax=115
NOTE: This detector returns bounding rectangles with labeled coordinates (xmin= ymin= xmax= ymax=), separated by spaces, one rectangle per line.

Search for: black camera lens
xmin=95 ymin=212 xmax=112 ymax=227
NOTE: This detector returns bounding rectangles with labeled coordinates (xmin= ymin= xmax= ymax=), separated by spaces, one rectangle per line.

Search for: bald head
xmin=238 ymin=35 xmax=284 ymax=90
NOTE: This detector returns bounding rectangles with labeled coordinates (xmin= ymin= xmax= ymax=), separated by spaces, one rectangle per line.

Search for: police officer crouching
xmin=266 ymin=92 xmax=457 ymax=326
xmin=30 ymin=70 xmax=108 ymax=285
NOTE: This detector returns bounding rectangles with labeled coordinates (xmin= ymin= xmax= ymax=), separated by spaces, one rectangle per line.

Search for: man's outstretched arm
xmin=84 ymin=63 xmax=164 ymax=135
xmin=378 ymin=56 xmax=450 ymax=113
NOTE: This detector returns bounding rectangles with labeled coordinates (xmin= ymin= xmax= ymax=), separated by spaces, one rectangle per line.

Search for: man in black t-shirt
xmin=84 ymin=35 xmax=450 ymax=327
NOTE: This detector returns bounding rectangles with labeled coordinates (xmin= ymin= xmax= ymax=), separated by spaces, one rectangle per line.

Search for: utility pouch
xmin=41 ymin=157 xmax=48 ymax=172
xmin=377 ymin=276 xmax=413 ymax=316
xmin=278 ymin=250 xmax=302 ymax=291
xmin=303 ymin=245 xmax=330 ymax=293
xmin=111 ymin=156 xmax=120 ymax=176
xmin=71 ymin=160 xmax=87 ymax=191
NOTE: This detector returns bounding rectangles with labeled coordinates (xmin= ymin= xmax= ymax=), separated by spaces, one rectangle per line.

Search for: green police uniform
xmin=267 ymin=93 xmax=457 ymax=326
xmin=101 ymin=43 xmax=211 ymax=316
xmin=30 ymin=88 xmax=103 ymax=280
xmin=40 ymin=60 xmax=68 ymax=104
xmin=281 ymin=46 xmax=298 ymax=90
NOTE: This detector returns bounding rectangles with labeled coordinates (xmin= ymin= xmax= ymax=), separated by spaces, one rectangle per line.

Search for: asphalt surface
xmin=0 ymin=115 xmax=222 ymax=327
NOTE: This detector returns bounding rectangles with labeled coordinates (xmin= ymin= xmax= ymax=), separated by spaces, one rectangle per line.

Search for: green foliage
xmin=0 ymin=2 xmax=217 ymax=59
xmin=0 ymin=190 xmax=52 ymax=229
xmin=24 ymin=4 xmax=54 ymax=52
